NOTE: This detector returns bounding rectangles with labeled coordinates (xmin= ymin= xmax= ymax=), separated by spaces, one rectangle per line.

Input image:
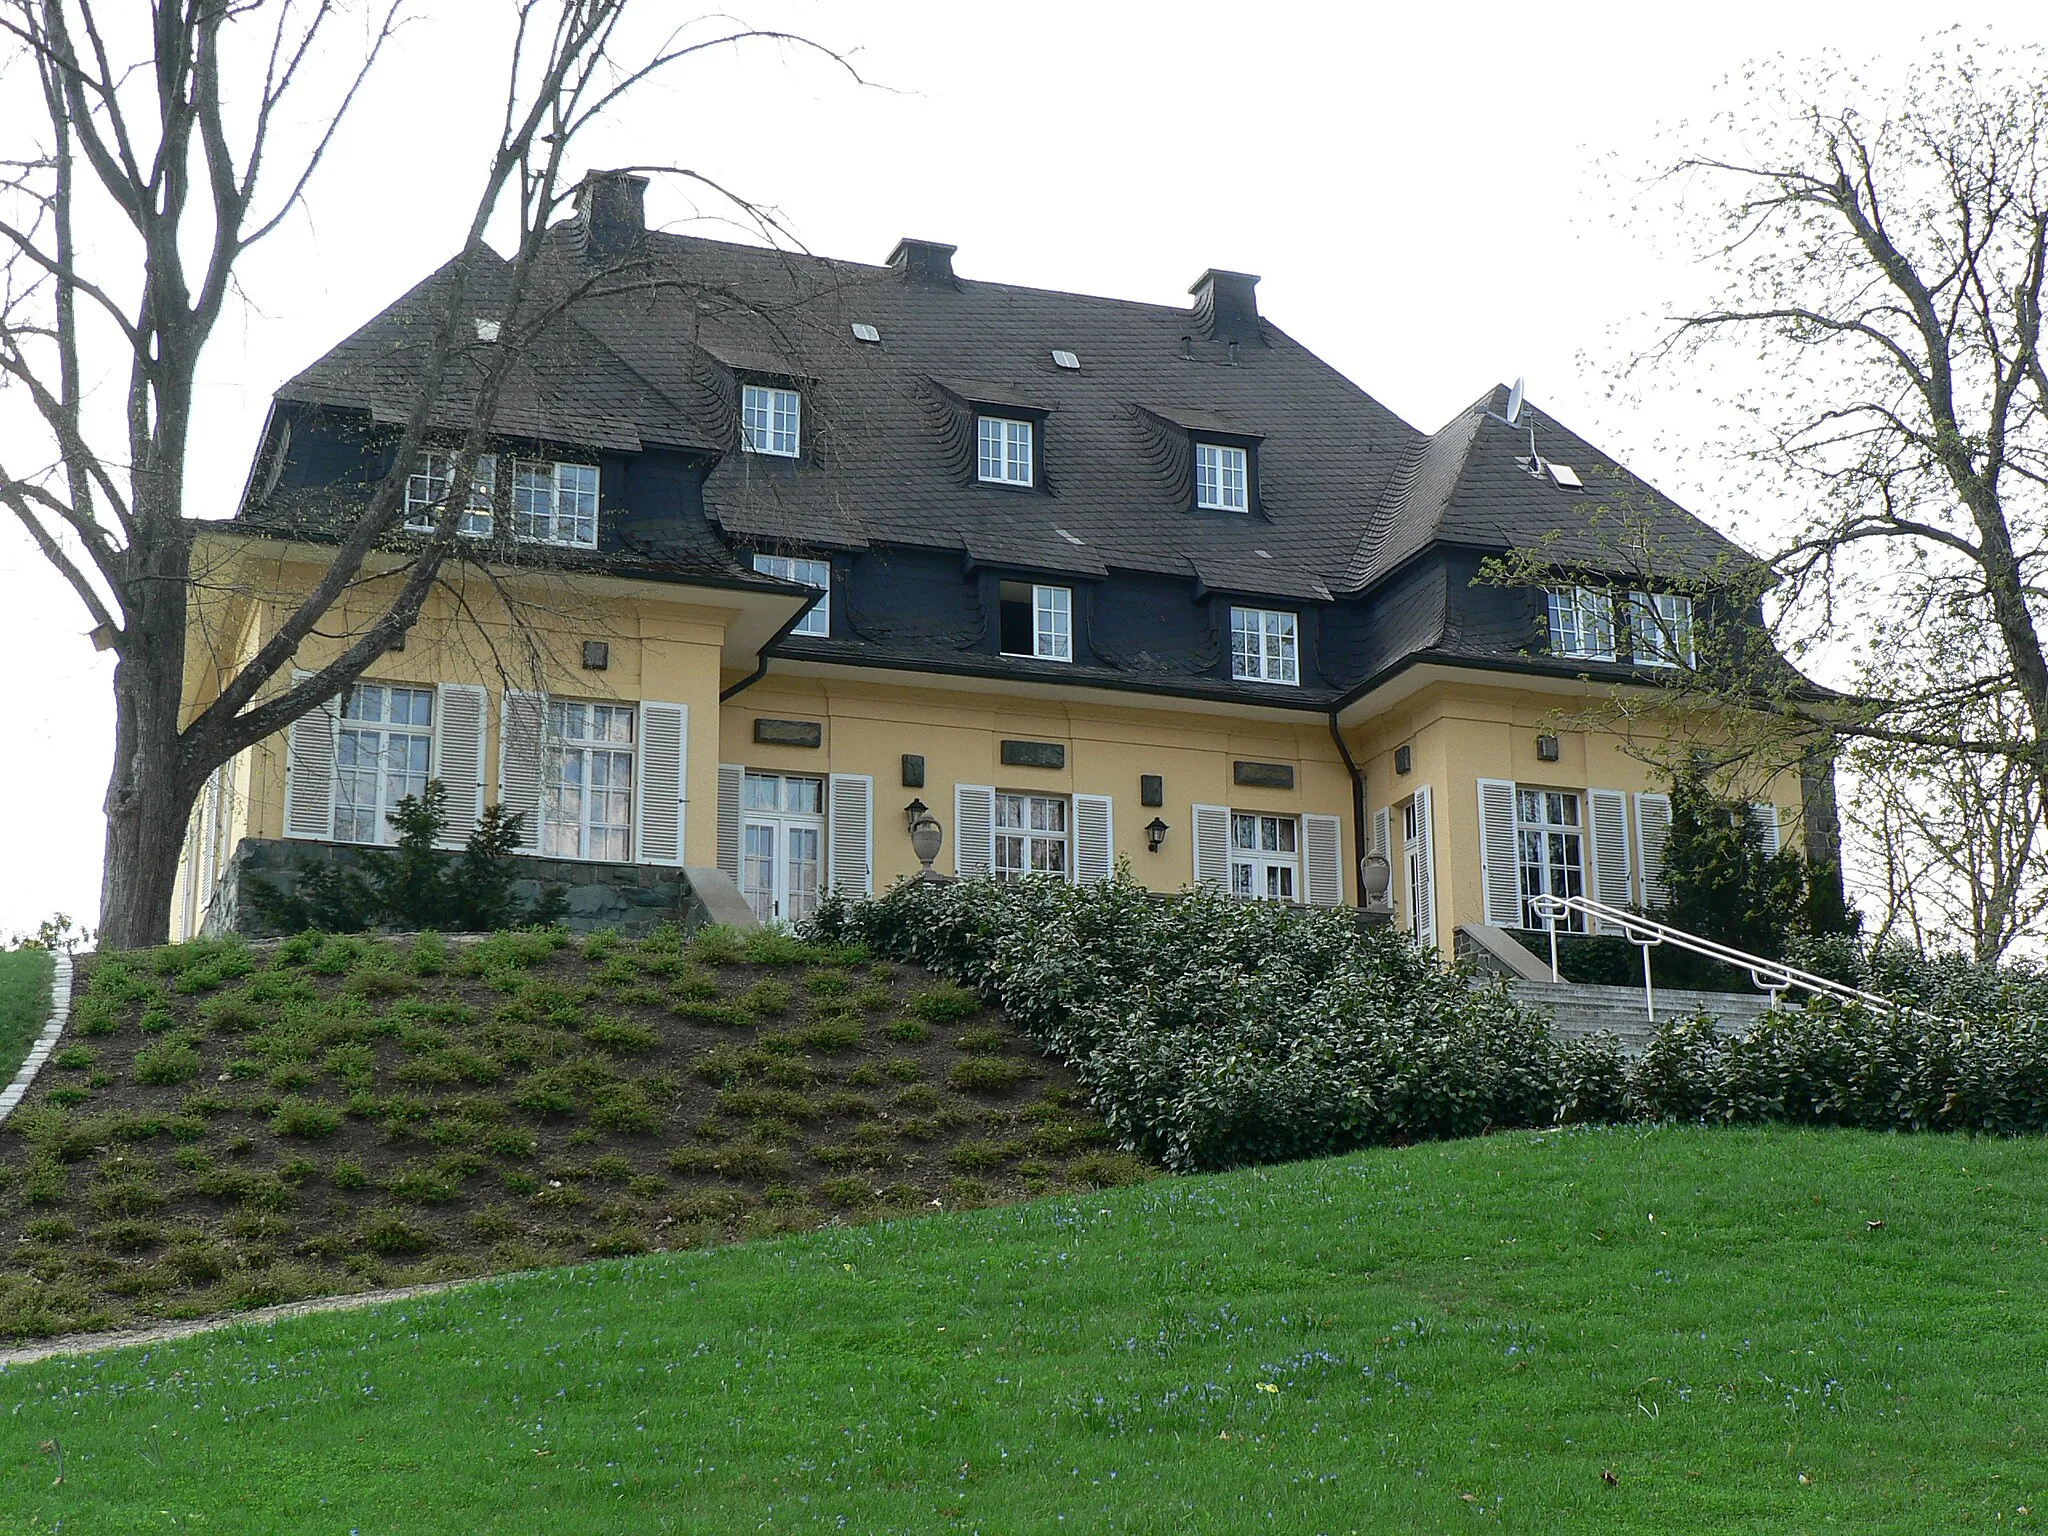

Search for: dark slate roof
xmin=1350 ymin=384 xmax=1754 ymax=591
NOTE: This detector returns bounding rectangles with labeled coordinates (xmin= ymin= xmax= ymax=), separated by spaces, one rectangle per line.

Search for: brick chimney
xmin=1189 ymin=269 xmax=1263 ymax=345
xmin=888 ymin=237 xmax=959 ymax=288
xmin=576 ymin=170 xmax=648 ymax=261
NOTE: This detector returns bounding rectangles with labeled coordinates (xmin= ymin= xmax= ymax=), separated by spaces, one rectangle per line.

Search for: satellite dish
xmin=1505 ymin=377 xmax=1525 ymax=427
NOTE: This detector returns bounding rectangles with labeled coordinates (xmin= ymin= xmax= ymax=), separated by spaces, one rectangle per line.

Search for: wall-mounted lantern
xmin=903 ymin=797 xmax=929 ymax=831
xmin=1145 ymin=817 xmax=1170 ymax=853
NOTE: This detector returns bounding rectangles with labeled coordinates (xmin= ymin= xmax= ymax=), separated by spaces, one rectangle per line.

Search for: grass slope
xmin=4 ymin=1125 xmax=2044 ymax=1533
xmin=0 ymin=949 xmax=53 ymax=1085
xmin=0 ymin=928 xmax=1136 ymax=1339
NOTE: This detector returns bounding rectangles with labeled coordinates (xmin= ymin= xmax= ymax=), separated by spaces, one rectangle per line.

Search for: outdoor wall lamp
xmin=1145 ymin=817 xmax=1170 ymax=853
xmin=903 ymin=797 xmax=929 ymax=831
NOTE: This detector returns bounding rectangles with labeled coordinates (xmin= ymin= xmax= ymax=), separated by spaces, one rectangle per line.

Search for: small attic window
xmin=1051 ymin=349 xmax=1080 ymax=370
xmin=473 ymin=318 xmax=501 ymax=342
xmin=1547 ymin=462 xmax=1584 ymax=490
xmin=1195 ymin=443 xmax=1250 ymax=512
xmin=851 ymin=322 xmax=882 ymax=344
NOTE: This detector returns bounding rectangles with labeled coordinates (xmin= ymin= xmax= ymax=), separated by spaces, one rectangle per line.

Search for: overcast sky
xmin=3 ymin=1 xmax=2044 ymax=940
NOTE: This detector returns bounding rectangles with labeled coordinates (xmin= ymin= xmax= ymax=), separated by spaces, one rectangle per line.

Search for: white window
xmin=977 ymin=416 xmax=1034 ymax=486
xmin=1629 ymin=591 xmax=1695 ymax=668
xmin=513 ymin=460 xmax=599 ymax=548
xmin=542 ymin=701 xmax=633 ymax=861
xmin=404 ymin=453 xmax=496 ymax=537
xmin=1195 ymin=443 xmax=1249 ymax=512
xmin=1546 ymin=586 xmax=1615 ymax=661
xmin=1517 ymin=788 xmax=1586 ymax=930
xmin=753 ymin=553 xmax=831 ymax=637
xmin=1230 ymin=606 xmax=1299 ymax=684
xmin=994 ymin=793 xmax=1068 ymax=880
xmin=740 ymin=384 xmax=801 ymax=457
xmin=1230 ymin=813 xmax=1298 ymax=901
xmin=333 ymin=684 xmax=433 ymax=845
xmin=998 ymin=581 xmax=1072 ymax=661
xmin=738 ymin=771 xmax=824 ymax=925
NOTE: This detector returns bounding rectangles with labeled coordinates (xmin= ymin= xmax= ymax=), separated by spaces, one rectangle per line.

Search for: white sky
xmin=3 ymin=0 xmax=2044 ymax=940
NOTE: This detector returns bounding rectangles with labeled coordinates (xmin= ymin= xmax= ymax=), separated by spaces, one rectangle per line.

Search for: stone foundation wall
xmin=203 ymin=837 xmax=701 ymax=939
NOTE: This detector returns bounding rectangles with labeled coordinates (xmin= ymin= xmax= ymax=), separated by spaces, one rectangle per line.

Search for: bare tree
xmin=0 ymin=2 xmax=846 ymax=948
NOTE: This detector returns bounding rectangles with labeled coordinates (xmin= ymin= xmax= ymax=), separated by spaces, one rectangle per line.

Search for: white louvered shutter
xmin=1372 ymin=806 xmax=1391 ymax=861
xmin=1750 ymin=801 xmax=1781 ymax=856
xmin=954 ymin=784 xmax=996 ymax=877
xmin=1303 ymin=813 xmax=1343 ymax=907
xmin=1475 ymin=777 xmax=1521 ymax=927
xmin=829 ymin=773 xmax=874 ymax=896
xmin=1192 ymin=803 xmax=1231 ymax=892
xmin=1410 ymin=784 xmax=1438 ymax=952
xmin=498 ymin=690 xmax=547 ymax=854
xmin=283 ymin=669 xmax=339 ymax=841
xmin=1074 ymin=794 xmax=1114 ymax=884
xmin=1588 ymin=787 xmax=1632 ymax=932
xmin=634 ymin=702 xmax=688 ymax=866
xmin=1635 ymin=791 xmax=1673 ymax=911
xmin=431 ymin=683 xmax=488 ymax=847
xmin=716 ymin=763 xmax=745 ymax=880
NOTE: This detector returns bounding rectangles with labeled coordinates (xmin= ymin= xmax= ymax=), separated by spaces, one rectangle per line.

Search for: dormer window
xmin=1628 ymin=591 xmax=1695 ymax=668
xmin=1195 ymin=442 xmax=1249 ymax=512
xmin=1230 ymin=606 xmax=1298 ymax=684
xmin=1546 ymin=586 xmax=1616 ymax=661
xmin=741 ymin=384 xmax=801 ymax=457
xmin=977 ymin=415 xmax=1034 ymax=486
xmin=513 ymin=459 xmax=599 ymax=548
xmin=404 ymin=452 xmax=495 ymax=537
xmin=999 ymin=582 xmax=1072 ymax=662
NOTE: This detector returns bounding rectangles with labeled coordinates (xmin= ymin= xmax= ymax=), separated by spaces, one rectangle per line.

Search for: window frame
xmin=331 ymin=682 xmax=435 ymax=846
xmin=403 ymin=452 xmax=497 ymax=537
xmin=998 ymin=581 xmax=1073 ymax=662
xmin=739 ymin=383 xmax=802 ymax=458
xmin=540 ymin=700 xmax=635 ymax=862
xmin=753 ymin=552 xmax=832 ymax=638
xmin=1194 ymin=441 xmax=1251 ymax=512
xmin=993 ymin=791 xmax=1069 ymax=882
xmin=1546 ymin=585 xmax=1616 ymax=662
xmin=1229 ymin=605 xmax=1300 ymax=685
xmin=1229 ymin=811 xmax=1299 ymax=902
xmin=1628 ymin=590 xmax=1695 ymax=669
xmin=975 ymin=414 xmax=1035 ymax=488
xmin=512 ymin=458 xmax=601 ymax=549
xmin=1515 ymin=786 xmax=1587 ymax=931
xmin=737 ymin=770 xmax=826 ymax=925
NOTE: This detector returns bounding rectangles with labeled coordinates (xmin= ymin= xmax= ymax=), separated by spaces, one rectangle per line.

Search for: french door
xmin=739 ymin=772 xmax=825 ymax=925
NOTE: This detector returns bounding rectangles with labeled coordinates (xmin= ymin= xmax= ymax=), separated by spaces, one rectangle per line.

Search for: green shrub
xmin=671 ymin=999 xmax=747 ymax=1028
xmin=383 ymin=1162 xmax=461 ymax=1205
xmin=586 ymin=1154 xmax=634 ymax=1184
xmin=138 ymin=1004 xmax=178 ymax=1035
xmin=583 ymin=1018 xmax=659 ymax=1055
xmin=1066 ymin=1151 xmax=1155 ymax=1188
xmin=690 ymin=1045 xmax=767 ymax=1087
xmin=792 ymin=1017 xmax=862 ymax=1053
xmin=740 ymin=979 xmax=792 ymax=1016
xmin=588 ymin=1082 xmax=660 ymax=1135
xmin=805 ymin=969 xmax=850 ymax=997
xmin=94 ymin=1220 xmax=163 ymax=1253
xmin=884 ymin=1059 xmax=922 ymax=1083
xmin=73 ymin=995 xmax=123 ymax=1035
xmin=487 ymin=1131 xmax=538 ymax=1160
xmin=817 ymin=1176 xmax=870 ymax=1208
xmin=954 ymin=1027 xmax=1008 ymax=1055
xmin=905 ymin=984 xmax=980 ymax=1024
xmin=271 ymin=1097 xmax=344 ymax=1139
xmin=950 ymin=1056 xmax=1031 ymax=1095
xmin=717 ymin=1086 xmax=818 ymax=1123
xmin=133 ymin=1038 xmax=202 ymax=1085
xmin=688 ymin=926 xmax=746 ymax=966
xmin=945 ymin=1140 xmax=1013 ymax=1173
xmin=52 ymin=1046 xmax=94 ymax=1072
xmin=588 ymin=1227 xmax=649 ymax=1257
xmin=360 ymin=1211 xmax=435 ymax=1255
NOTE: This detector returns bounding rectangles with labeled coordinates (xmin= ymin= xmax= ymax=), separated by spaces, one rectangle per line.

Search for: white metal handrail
xmin=1526 ymin=892 xmax=1908 ymax=1024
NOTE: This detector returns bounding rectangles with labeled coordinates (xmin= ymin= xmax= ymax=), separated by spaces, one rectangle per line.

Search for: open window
xmin=999 ymin=582 xmax=1072 ymax=661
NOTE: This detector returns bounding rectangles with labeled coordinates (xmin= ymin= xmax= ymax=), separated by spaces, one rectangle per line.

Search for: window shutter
xmin=1303 ymin=813 xmax=1343 ymax=907
xmin=1635 ymin=791 xmax=1673 ymax=910
xmin=828 ymin=773 xmax=874 ymax=896
xmin=716 ymin=764 xmax=744 ymax=880
xmin=1588 ymin=787 xmax=1632 ymax=933
xmin=1749 ymin=801 xmax=1781 ymax=856
xmin=1372 ymin=806 xmax=1391 ymax=862
xmin=1192 ymin=803 xmax=1231 ymax=892
xmin=1410 ymin=784 xmax=1438 ymax=952
xmin=431 ymin=683 xmax=488 ymax=847
xmin=283 ymin=669 xmax=338 ymax=841
xmin=634 ymin=701 xmax=688 ymax=866
xmin=954 ymin=784 xmax=996 ymax=877
xmin=498 ymin=690 xmax=547 ymax=854
xmin=1475 ymin=777 xmax=1520 ymax=927
xmin=1074 ymin=793 xmax=1114 ymax=885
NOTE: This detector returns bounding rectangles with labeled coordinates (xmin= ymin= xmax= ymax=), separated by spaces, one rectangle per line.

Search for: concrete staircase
xmin=1505 ymin=980 xmax=1775 ymax=1053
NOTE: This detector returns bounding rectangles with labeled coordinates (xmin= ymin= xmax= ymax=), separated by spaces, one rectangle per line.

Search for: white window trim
xmin=1547 ymin=585 xmax=1616 ymax=661
xmin=331 ymin=682 xmax=435 ymax=847
xmin=753 ymin=553 xmax=831 ymax=637
xmin=977 ymin=415 xmax=1034 ymax=486
xmin=740 ymin=384 xmax=802 ymax=458
xmin=513 ymin=459 xmax=600 ymax=549
xmin=1230 ymin=605 xmax=1300 ymax=685
xmin=1000 ymin=583 xmax=1073 ymax=662
xmin=1194 ymin=442 xmax=1250 ymax=512
xmin=1629 ymin=591 xmax=1695 ymax=669
xmin=403 ymin=452 xmax=496 ymax=537
xmin=1514 ymin=786 xmax=1587 ymax=931
xmin=1229 ymin=811 xmax=1300 ymax=902
xmin=540 ymin=701 xmax=635 ymax=862
xmin=993 ymin=791 xmax=1070 ymax=882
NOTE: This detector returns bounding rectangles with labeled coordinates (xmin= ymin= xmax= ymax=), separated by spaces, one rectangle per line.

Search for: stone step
xmin=1507 ymin=979 xmax=1773 ymax=1053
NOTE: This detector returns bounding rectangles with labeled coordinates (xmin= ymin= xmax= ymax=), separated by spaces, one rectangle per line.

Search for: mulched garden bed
xmin=0 ymin=925 xmax=1149 ymax=1339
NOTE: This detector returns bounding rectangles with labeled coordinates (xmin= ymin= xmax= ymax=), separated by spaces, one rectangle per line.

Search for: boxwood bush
xmin=811 ymin=876 xmax=1624 ymax=1171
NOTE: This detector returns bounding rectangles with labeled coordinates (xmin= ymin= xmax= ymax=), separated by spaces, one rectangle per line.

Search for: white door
xmin=741 ymin=771 xmax=825 ymax=924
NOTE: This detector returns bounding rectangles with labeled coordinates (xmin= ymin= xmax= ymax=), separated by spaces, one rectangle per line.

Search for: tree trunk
xmin=97 ymin=599 xmax=199 ymax=950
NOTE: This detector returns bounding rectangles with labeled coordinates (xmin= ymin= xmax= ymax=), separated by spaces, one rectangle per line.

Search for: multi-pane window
xmin=513 ymin=460 xmax=599 ymax=548
xmin=333 ymin=684 xmax=433 ymax=845
xmin=1195 ymin=443 xmax=1249 ymax=512
xmin=1230 ymin=606 xmax=1299 ymax=684
xmin=740 ymin=384 xmax=801 ymax=457
xmin=1516 ymin=788 xmax=1585 ymax=931
xmin=403 ymin=453 xmax=496 ymax=536
xmin=1546 ymin=586 xmax=1616 ymax=661
xmin=994 ymin=793 xmax=1068 ymax=881
xmin=1629 ymin=591 xmax=1695 ymax=668
xmin=1230 ymin=813 xmax=1298 ymax=901
xmin=738 ymin=771 xmax=824 ymax=926
xmin=542 ymin=702 xmax=633 ymax=861
xmin=998 ymin=582 xmax=1072 ymax=661
xmin=753 ymin=553 xmax=831 ymax=637
xmin=976 ymin=416 xmax=1034 ymax=486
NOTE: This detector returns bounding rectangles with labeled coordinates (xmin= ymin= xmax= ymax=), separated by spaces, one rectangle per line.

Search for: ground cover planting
xmin=0 ymin=949 xmax=54 ymax=1085
xmin=2 ymin=1125 xmax=2042 ymax=1532
xmin=0 ymin=926 xmax=1135 ymax=1339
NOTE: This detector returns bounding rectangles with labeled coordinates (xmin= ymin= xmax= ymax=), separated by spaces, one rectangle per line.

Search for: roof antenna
xmin=1485 ymin=377 xmax=1544 ymax=476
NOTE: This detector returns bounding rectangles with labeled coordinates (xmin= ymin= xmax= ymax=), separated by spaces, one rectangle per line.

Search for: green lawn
xmin=3 ymin=1125 xmax=2044 ymax=1533
xmin=0 ymin=949 xmax=53 ymax=1086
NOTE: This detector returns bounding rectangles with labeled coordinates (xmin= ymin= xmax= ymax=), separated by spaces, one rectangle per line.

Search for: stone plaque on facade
xmin=999 ymin=739 xmax=1066 ymax=770
xmin=754 ymin=718 xmax=823 ymax=748
xmin=1232 ymin=760 xmax=1295 ymax=790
